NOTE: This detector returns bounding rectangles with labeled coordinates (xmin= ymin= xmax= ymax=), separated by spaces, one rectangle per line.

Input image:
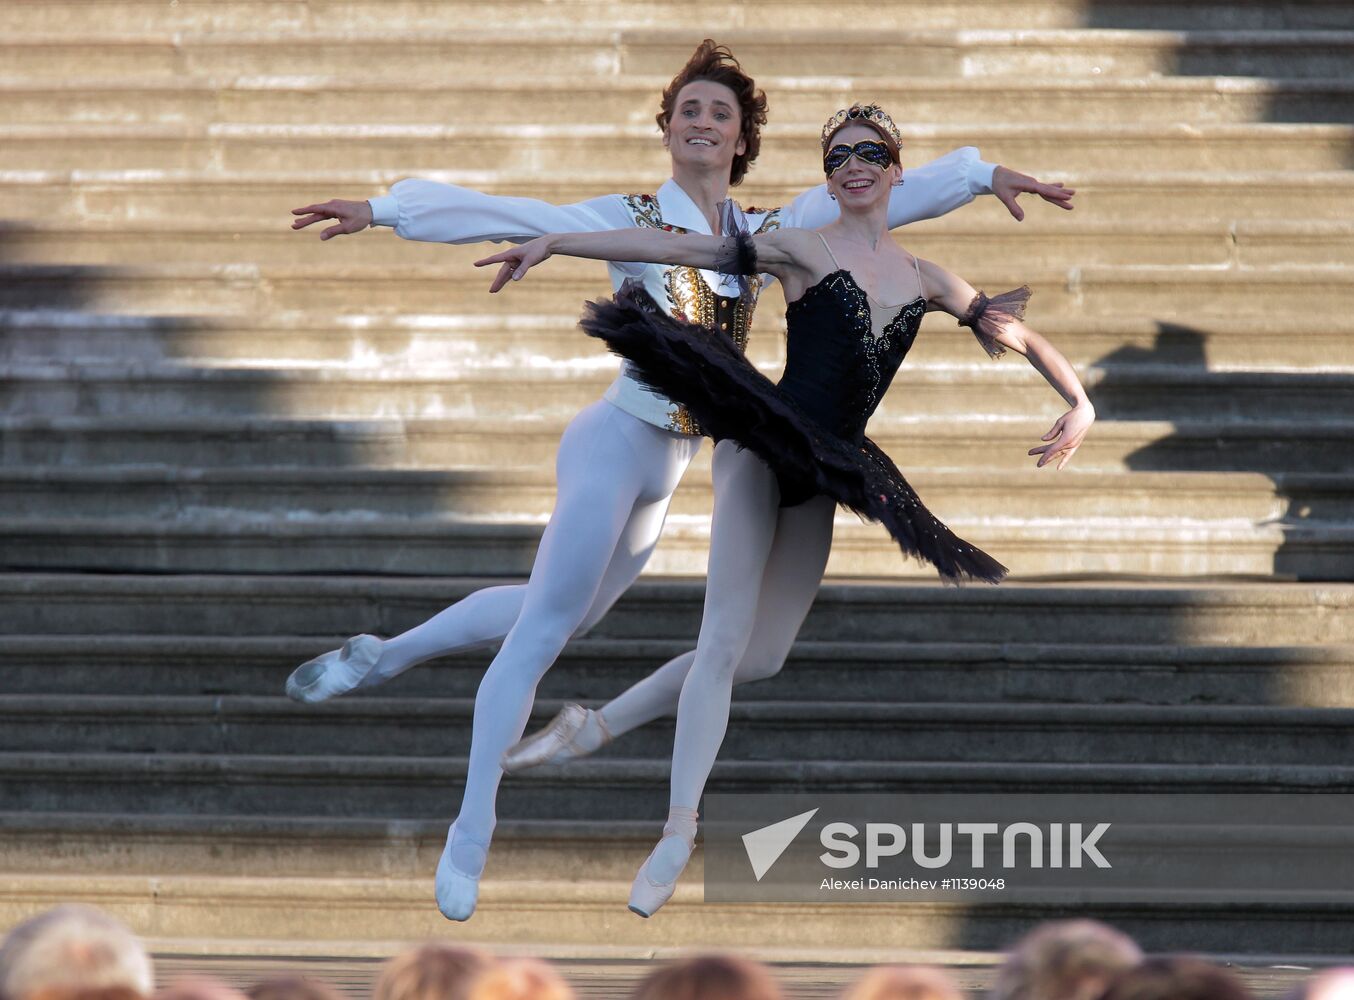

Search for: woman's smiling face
xmin=824 ymin=122 xmax=901 ymax=210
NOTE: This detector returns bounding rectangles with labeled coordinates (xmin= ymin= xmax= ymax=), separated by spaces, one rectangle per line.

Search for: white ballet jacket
xmin=367 ymin=147 xmax=996 ymax=434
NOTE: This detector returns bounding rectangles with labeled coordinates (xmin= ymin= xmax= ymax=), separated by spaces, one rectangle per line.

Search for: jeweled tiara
xmin=820 ymin=103 xmax=903 ymax=151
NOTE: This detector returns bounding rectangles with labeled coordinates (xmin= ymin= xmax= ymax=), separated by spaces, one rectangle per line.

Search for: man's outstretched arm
xmin=292 ymin=178 xmax=634 ymax=245
xmin=781 ymin=146 xmax=1073 ymax=230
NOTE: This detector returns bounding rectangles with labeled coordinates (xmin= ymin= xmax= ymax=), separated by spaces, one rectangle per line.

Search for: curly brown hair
xmin=656 ymin=39 xmax=768 ymax=186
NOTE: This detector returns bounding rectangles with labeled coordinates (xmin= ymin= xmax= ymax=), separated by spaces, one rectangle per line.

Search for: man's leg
xmin=437 ymin=404 xmax=696 ymax=916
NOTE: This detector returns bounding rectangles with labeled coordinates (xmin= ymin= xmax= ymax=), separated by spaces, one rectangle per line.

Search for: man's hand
xmin=992 ymin=166 xmax=1075 ymax=222
xmin=474 ymin=236 xmax=556 ymax=293
xmin=291 ymin=198 xmax=374 ymax=240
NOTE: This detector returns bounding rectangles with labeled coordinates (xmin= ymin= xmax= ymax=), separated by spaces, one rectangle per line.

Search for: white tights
xmin=365 ymin=405 xmax=833 ymax=877
xmin=594 ymin=472 xmax=834 ymax=743
xmin=643 ymin=441 xmax=835 ymax=880
xmin=371 ymin=401 xmax=699 ymax=873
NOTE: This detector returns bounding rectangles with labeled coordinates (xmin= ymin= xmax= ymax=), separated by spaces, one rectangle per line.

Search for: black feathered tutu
xmin=581 ymin=278 xmax=1012 ymax=585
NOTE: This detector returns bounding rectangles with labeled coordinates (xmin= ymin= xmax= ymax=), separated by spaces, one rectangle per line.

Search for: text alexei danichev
xmin=820 ymin=877 xmax=1007 ymax=890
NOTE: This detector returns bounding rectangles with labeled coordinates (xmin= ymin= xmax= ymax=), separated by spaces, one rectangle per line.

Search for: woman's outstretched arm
xmin=918 ymin=258 xmax=1095 ymax=470
xmin=474 ymin=228 xmax=807 ymax=292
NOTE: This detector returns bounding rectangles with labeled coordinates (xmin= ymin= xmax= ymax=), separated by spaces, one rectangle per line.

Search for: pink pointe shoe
xmin=285 ymin=634 xmax=383 ymax=703
xmin=628 ymin=806 xmax=699 ymax=918
xmin=500 ymin=703 xmax=613 ymax=774
xmin=435 ymin=822 xmax=489 ymax=921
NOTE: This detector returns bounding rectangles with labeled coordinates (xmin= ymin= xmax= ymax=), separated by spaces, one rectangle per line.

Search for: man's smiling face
xmin=665 ymin=78 xmax=746 ymax=176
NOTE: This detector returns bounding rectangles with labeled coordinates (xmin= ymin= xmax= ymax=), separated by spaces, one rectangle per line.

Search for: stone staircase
xmin=2 ymin=0 xmax=1354 ymax=961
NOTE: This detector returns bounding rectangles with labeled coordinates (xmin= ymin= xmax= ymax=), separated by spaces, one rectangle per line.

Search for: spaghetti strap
xmin=912 ymin=254 xmax=926 ymax=302
xmin=815 ymin=231 xmax=841 ymax=270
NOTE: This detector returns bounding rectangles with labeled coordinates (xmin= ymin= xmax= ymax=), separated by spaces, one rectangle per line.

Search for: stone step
xmin=3 ymin=466 xmax=1338 ymax=522
xmin=7 ymin=170 xmax=1350 ymax=226
xmin=4 ymin=694 xmax=1350 ymax=765
xmin=5 ymin=751 xmax=1354 ymax=822
xmin=5 ymin=121 xmax=1353 ymax=175
xmin=13 ymin=217 xmax=1354 ymax=271
xmin=1 ymin=813 xmax=658 ymax=881
xmin=6 ymin=0 xmax=1349 ymax=34
xmin=3 ymin=30 xmax=1352 ymax=81
xmin=5 ymin=414 xmax=1353 ymax=473
xmin=6 ymin=76 xmax=1354 ymax=128
xmin=3 ymin=514 xmax=1344 ymax=579
xmin=3 ymin=261 xmax=1351 ymax=320
xmin=3 ymin=361 xmax=1351 ymax=424
xmin=7 ymin=634 xmax=1354 ymax=706
xmin=5 ymin=575 xmax=1352 ymax=645
xmin=3 ymin=867 xmax=1350 ymax=957
xmin=13 ymin=811 xmax=1354 ymax=903
xmin=4 ymin=310 xmax=1351 ymax=370
xmin=4 ymin=812 xmax=1354 ymax=960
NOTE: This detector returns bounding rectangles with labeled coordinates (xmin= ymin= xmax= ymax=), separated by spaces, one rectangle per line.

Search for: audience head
xmin=0 ymin=906 xmax=153 ymax=1000
xmin=842 ymin=965 xmax=963 ymax=1000
xmin=154 ymin=982 xmax=249 ymax=1000
xmin=991 ymin=919 xmax=1142 ymax=1000
xmin=466 ymin=960 xmax=571 ymax=1000
xmin=374 ymin=944 xmax=495 ymax=1000
xmin=629 ymin=954 xmax=782 ymax=1000
xmin=245 ymin=978 xmax=343 ymax=1000
xmin=1097 ymin=957 xmax=1253 ymax=1000
xmin=27 ymin=987 xmax=144 ymax=1000
xmin=1285 ymin=968 xmax=1354 ymax=1000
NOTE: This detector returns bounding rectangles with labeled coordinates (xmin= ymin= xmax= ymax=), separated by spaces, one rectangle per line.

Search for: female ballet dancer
xmin=287 ymin=42 xmax=1074 ymax=922
xmin=476 ymin=102 xmax=1095 ymax=915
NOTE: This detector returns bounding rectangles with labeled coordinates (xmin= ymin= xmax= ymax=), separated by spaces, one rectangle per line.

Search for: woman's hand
xmin=1029 ymin=402 xmax=1094 ymax=470
xmin=291 ymin=198 xmax=373 ymax=240
xmin=474 ymin=236 xmax=556 ymax=292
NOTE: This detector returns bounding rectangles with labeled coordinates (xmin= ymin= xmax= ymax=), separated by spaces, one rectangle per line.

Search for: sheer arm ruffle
xmin=713 ymin=228 xmax=759 ymax=277
xmin=959 ymin=284 xmax=1031 ymax=359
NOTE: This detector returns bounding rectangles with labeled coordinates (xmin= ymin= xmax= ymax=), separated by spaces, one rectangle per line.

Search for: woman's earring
xmin=828 ymin=192 xmax=837 ymax=201
xmin=892 ymin=177 xmax=905 ymax=187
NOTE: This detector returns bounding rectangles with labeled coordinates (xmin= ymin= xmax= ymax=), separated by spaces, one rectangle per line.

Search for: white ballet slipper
xmin=500 ymin=703 xmax=613 ymax=774
xmin=628 ymin=806 xmax=698 ymax=918
xmin=285 ymin=634 xmax=383 ymax=704
xmin=435 ymin=822 xmax=488 ymax=921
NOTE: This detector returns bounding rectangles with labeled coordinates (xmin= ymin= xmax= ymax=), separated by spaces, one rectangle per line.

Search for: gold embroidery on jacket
xmin=623 ymin=194 xmax=766 ymax=434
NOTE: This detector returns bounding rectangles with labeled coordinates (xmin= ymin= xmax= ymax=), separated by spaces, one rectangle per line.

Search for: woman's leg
xmin=443 ymin=405 xmax=694 ymax=888
xmin=595 ymin=496 xmax=835 ymax=736
xmin=636 ymin=442 xmax=784 ymax=896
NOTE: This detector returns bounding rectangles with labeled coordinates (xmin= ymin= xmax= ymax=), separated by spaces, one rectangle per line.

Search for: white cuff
xmin=968 ymin=157 xmax=998 ymax=196
xmin=367 ymin=193 xmax=399 ymax=228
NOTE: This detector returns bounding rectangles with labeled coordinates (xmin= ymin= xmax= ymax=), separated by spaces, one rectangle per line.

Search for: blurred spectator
xmin=28 ymin=987 xmax=144 ymax=1000
xmin=374 ymin=944 xmax=495 ymax=1000
xmin=1097 ymin=957 xmax=1253 ymax=1000
xmin=154 ymin=979 xmax=249 ymax=1000
xmin=467 ymin=960 xmax=572 ymax=1000
xmin=991 ymin=919 xmax=1141 ymax=1000
xmin=629 ymin=954 xmax=783 ymax=1000
xmin=842 ymin=965 xmax=963 ymax=1000
xmin=1285 ymin=969 xmax=1354 ymax=1000
xmin=0 ymin=906 xmax=153 ymax=1000
xmin=245 ymin=978 xmax=343 ymax=1000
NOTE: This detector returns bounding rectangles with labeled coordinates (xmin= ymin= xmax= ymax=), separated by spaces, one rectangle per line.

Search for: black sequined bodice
xmin=779 ymin=270 xmax=925 ymax=443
